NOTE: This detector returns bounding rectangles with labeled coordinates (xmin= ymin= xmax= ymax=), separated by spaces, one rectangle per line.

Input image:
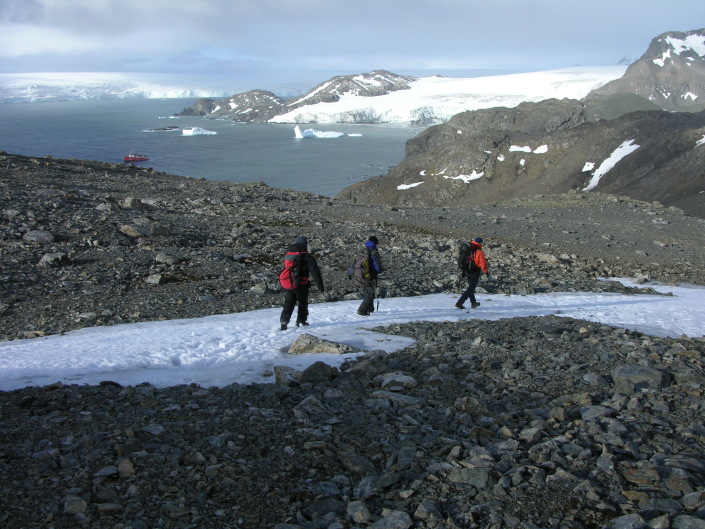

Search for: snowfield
xmin=0 ymin=279 xmax=702 ymax=391
xmin=269 ymin=66 xmax=627 ymax=124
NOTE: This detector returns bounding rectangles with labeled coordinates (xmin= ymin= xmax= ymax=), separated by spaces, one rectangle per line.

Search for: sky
xmin=1 ymin=0 xmax=703 ymax=94
xmin=0 ymin=280 xmax=703 ymax=392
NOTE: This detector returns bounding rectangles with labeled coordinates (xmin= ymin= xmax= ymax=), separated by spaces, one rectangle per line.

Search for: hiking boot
xmin=280 ymin=322 xmax=288 ymax=331
xmin=357 ymin=311 xmax=370 ymax=316
xmin=296 ymin=321 xmax=309 ymax=327
xmin=455 ymin=302 xmax=465 ymax=309
xmin=471 ymin=302 xmax=480 ymax=309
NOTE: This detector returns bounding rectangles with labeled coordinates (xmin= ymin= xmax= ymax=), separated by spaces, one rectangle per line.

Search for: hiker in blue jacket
xmin=349 ymin=236 xmax=384 ymax=316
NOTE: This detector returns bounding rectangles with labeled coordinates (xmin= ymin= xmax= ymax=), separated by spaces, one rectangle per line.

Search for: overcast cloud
xmin=1 ymin=0 xmax=703 ymax=91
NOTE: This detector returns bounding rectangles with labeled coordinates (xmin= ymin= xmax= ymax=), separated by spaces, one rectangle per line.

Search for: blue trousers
xmin=458 ymin=272 xmax=480 ymax=305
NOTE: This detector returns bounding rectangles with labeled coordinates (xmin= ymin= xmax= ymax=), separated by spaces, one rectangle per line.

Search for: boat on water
xmin=124 ymin=153 xmax=149 ymax=162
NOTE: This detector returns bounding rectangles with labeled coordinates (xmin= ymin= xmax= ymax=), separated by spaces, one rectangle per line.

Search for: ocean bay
xmin=0 ymin=98 xmax=421 ymax=196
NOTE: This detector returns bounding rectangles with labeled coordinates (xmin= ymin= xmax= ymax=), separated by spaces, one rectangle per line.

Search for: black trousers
xmin=280 ymin=285 xmax=310 ymax=324
xmin=458 ymin=272 xmax=480 ymax=305
xmin=358 ymin=284 xmax=376 ymax=314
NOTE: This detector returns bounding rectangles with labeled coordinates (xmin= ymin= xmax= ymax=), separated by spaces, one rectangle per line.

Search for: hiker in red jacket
xmin=278 ymin=236 xmax=324 ymax=330
xmin=456 ymin=237 xmax=489 ymax=309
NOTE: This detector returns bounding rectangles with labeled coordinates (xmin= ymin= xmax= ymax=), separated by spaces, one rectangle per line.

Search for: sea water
xmin=0 ymin=98 xmax=423 ymax=196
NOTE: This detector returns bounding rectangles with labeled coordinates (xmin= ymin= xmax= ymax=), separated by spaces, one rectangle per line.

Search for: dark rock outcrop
xmin=336 ymin=100 xmax=705 ymax=218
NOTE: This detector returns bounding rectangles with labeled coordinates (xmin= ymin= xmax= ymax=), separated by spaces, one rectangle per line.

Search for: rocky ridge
xmin=335 ymin=101 xmax=705 ymax=219
xmin=1 ymin=152 xmax=705 ymax=528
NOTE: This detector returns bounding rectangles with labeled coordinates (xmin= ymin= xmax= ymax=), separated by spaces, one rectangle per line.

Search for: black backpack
xmin=458 ymin=242 xmax=479 ymax=275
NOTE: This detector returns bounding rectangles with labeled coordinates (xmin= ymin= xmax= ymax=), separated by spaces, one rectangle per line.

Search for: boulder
xmin=288 ymin=334 xmax=360 ymax=355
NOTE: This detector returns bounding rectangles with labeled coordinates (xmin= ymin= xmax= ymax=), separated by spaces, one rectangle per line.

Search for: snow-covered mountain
xmin=0 ymin=72 xmax=232 ymax=103
xmin=179 ymin=67 xmax=627 ymax=125
xmin=588 ymin=28 xmax=705 ymax=111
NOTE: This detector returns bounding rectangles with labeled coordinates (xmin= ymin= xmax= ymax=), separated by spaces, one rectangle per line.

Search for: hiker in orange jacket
xmin=456 ymin=237 xmax=489 ymax=309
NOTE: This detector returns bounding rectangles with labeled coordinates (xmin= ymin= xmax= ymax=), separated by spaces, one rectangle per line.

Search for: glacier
xmin=0 ymin=72 xmax=232 ymax=103
xmin=270 ymin=66 xmax=627 ymax=125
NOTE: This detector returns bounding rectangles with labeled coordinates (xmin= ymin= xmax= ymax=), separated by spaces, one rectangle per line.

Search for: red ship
xmin=124 ymin=153 xmax=149 ymax=162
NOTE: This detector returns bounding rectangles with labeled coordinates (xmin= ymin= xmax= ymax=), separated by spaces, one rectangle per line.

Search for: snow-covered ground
xmin=0 ymin=279 xmax=702 ymax=392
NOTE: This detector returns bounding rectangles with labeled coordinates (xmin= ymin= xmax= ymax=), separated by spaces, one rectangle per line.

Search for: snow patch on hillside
xmin=583 ymin=139 xmax=640 ymax=191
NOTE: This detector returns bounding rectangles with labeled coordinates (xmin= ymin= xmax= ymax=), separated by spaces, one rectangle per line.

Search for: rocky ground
xmin=1 ymin=152 xmax=705 ymax=529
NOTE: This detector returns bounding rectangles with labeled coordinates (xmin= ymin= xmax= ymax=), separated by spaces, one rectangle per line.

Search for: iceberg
xmin=182 ymin=127 xmax=217 ymax=136
xmin=294 ymin=125 xmax=347 ymax=139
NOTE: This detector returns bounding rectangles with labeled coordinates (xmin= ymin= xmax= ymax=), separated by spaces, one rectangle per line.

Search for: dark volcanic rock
xmin=1 ymin=152 xmax=705 ymax=529
xmin=1 ymin=151 xmax=705 ymax=342
xmin=0 ymin=316 xmax=703 ymax=529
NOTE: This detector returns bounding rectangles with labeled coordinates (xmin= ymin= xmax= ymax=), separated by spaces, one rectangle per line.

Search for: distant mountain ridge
xmin=177 ymin=29 xmax=705 ymax=125
xmin=176 ymin=70 xmax=419 ymax=122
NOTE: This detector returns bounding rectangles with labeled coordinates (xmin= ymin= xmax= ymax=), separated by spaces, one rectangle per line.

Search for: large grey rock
xmin=38 ymin=252 xmax=71 ymax=267
xmin=288 ymin=334 xmax=360 ymax=355
xmin=612 ymin=365 xmax=672 ymax=393
xmin=673 ymin=515 xmax=705 ymax=529
xmin=119 ymin=217 xmax=170 ymax=237
xmin=23 ymin=230 xmax=55 ymax=243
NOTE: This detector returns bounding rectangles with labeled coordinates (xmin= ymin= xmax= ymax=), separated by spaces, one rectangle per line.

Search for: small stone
xmin=63 ymin=495 xmax=88 ymax=515
xmin=118 ymin=458 xmax=135 ymax=478
xmin=38 ymin=252 xmax=72 ymax=267
xmin=347 ymin=500 xmax=371 ymax=524
xmin=23 ymin=230 xmax=55 ymax=243
xmin=144 ymin=273 xmax=165 ymax=285
xmin=288 ymin=334 xmax=360 ymax=355
xmin=369 ymin=510 xmax=412 ymax=529
xmin=93 ymin=465 xmax=118 ymax=478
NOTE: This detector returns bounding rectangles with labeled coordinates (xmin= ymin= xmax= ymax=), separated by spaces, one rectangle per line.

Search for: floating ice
xmin=294 ymin=125 xmax=353 ymax=139
xmin=182 ymin=127 xmax=217 ymax=136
